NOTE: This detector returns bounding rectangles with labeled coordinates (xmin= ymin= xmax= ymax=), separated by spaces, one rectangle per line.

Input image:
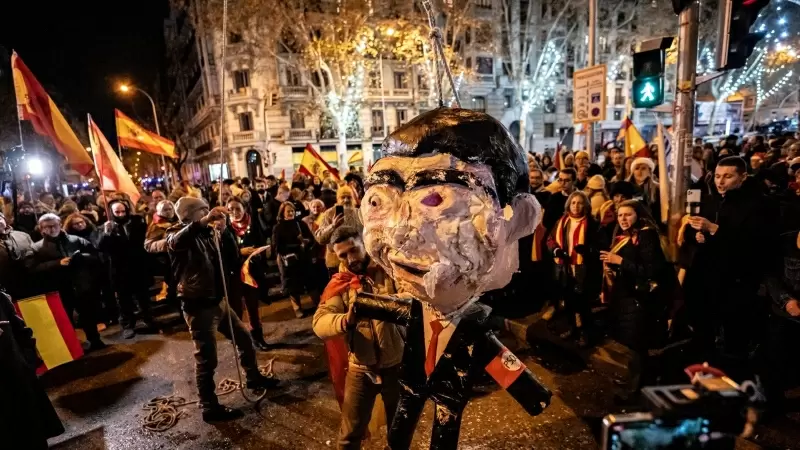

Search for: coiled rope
xmin=141 ymin=358 xmax=275 ymax=432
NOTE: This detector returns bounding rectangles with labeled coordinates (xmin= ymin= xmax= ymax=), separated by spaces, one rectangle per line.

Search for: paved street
xmin=43 ymin=299 xmax=799 ymax=450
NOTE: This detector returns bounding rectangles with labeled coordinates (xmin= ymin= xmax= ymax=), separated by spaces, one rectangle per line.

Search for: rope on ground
xmin=141 ymin=358 xmax=276 ymax=432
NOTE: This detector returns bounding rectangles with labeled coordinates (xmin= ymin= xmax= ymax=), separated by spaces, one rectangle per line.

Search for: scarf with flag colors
xmin=13 ymin=292 xmax=83 ymax=375
xmin=115 ymin=109 xmax=176 ymax=158
xmin=12 ymin=52 xmax=94 ymax=176
xmin=88 ymin=115 xmax=141 ymax=204
xmin=553 ymin=215 xmax=587 ymax=265
xmin=618 ymin=117 xmax=652 ymax=158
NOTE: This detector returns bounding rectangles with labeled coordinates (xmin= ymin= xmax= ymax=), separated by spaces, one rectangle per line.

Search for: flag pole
xmin=88 ymin=114 xmax=112 ymax=221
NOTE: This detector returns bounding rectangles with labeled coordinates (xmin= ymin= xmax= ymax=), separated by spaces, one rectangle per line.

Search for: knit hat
xmin=586 ymin=174 xmax=606 ymax=191
xmin=631 ymin=157 xmax=655 ymax=173
xmin=175 ymin=196 xmax=208 ymax=222
xmin=610 ymin=180 xmax=636 ymax=199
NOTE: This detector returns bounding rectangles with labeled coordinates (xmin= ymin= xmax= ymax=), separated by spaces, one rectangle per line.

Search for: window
xmin=396 ymin=109 xmax=408 ymax=125
xmin=371 ymin=110 xmax=384 ymax=135
xmin=544 ymin=123 xmax=555 ymax=138
xmin=614 ymin=87 xmax=624 ymax=105
xmin=504 ymin=95 xmax=512 ymax=108
xmin=393 ymin=72 xmax=408 ymax=89
xmin=613 ymin=110 xmax=623 ymax=120
xmin=475 ymin=0 xmax=491 ymax=9
xmin=544 ymin=98 xmax=556 ymax=113
xmin=368 ymin=71 xmax=381 ymax=88
xmin=285 ymin=68 xmax=301 ymax=86
xmin=233 ymin=70 xmax=250 ymax=90
xmin=466 ymin=57 xmax=472 ymax=69
xmin=566 ymin=63 xmax=574 ymax=79
xmin=228 ymin=32 xmax=242 ymax=44
xmin=238 ymin=112 xmax=253 ymax=131
xmin=617 ymin=12 xmax=626 ymax=24
xmin=472 ymin=96 xmax=486 ymax=113
xmin=289 ymin=109 xmax=305 ymax=129
xmin=476 ymin=24 xmax=491 ymax=45
xmin=417 ymin=74 xmax=427 ymax=89
xmin=465 ymin=27 xmax=472 ymax=45
xmin=476 ymin=57 xmax=493 ymax=75
xmin=566 ymin=96 xmax=573 ymax=113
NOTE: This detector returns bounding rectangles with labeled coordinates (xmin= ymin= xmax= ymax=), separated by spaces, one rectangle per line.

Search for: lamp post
xmin=118 ymin=83 xmax=171 ymax=191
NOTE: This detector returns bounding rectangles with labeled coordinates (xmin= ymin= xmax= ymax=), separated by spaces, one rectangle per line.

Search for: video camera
xmin=601 ymin=364 xmax=763 ymax=450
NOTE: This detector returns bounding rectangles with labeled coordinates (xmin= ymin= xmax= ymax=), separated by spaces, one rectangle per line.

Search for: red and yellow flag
xmin=299 ymin=143 xmax=341 ymax=181
xmin=618 ymin=117 xmax=652 ymax=158
xmin=14 ymin=292 xmax=83 ymax=375
xmin=115 ymin=109 xmax=176 ymax=158
xmin=12 ymin=52 xmax=94 ymax=176
xmin=89 ymin=115 xmax=141 ymax=204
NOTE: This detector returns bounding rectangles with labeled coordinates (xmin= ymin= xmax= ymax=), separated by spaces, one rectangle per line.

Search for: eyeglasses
xmin=558 ymin=178 xmax=573 ymax=183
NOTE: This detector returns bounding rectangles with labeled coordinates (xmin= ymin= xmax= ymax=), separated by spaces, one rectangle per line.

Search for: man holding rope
xmin=167 ymin=197 xmax=279 ymax=423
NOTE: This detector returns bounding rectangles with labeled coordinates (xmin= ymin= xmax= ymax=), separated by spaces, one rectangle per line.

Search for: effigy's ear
xmin=502 ymin=193 xmax=542 ymax=244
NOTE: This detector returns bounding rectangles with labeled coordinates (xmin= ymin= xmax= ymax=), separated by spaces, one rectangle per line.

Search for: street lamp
xmin=117 ymin=82 xmax=170 ymax=190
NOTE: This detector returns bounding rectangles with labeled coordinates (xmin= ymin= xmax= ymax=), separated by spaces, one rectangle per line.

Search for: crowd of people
xmin=3 ymin=132 xmax=800 ymax=449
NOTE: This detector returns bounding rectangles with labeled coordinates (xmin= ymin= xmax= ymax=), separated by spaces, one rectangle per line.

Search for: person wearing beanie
xmin=166 ymin=198 xmax=279 ymax=423
xmin=584 ymin=174 xmax=609 ymax=220
xmin=627 ymin=157 xmax=660 ymax=219
xmin=98 ymin=199 xmax=155 ymax=339
xmin=145 ymin=200 xmax=180 ymax=306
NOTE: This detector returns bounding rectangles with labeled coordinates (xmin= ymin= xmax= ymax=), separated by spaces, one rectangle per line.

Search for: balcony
xmin=227 ymin=87 xmax=259 ymax=106
xmin=280 ymin=85 xmax=311 ymax=99
xmin=392 ymin=88 xmax=412 ymax=97
xmin=475 ymin=74 xmax=495 ymax=84
xmin=230 ymin=130 xmax=263 ymax=145
xmin=284 ymin=128 xmax=316 ymax=142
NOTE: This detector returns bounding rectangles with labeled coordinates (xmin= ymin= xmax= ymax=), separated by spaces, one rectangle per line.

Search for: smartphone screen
xmin=335 ymin=205 xmax=344 ymax=216
xmin=603 ymin=414 xmax=715 ymax=450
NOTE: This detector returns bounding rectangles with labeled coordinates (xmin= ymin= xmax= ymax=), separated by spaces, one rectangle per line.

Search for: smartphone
xmin=602 ymin=413 xmax=717 ymax=450
xmin=686 ymin=189 xmax=701 ymax=215
xmin=335 ymin=205 xmax=344 ymax=216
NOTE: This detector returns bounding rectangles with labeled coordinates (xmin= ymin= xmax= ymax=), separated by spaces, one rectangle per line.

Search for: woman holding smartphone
xmin=600 ymin=200 xmax=672 ymax=394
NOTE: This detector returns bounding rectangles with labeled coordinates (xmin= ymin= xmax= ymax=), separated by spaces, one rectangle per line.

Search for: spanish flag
xmin=89 ymin=115 xmax=141 ymax=204
xmin=115 ymin=109 xmax=176 ymax=158
xmin=618 ymin=117 xmax=652 ymax=158
xmin=299 ymin=143 xmax=340 ymax=181
xmin=12 ymin=52 xmax=94 ymax=176
xmin=14 ymin=292 xmax=83 ymax=375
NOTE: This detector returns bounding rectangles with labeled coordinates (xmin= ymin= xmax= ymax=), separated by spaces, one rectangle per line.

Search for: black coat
xmin=606 ymin=228 xmax=672 ymax=350
xmin=0 ymin=290 xmax=64 ymax=447
xmin=542 ymin=191 xmax=569 ymax=231
xmin=683 ymin=178 xmax=780 ymax=293
xmin=97 ymin=215 xmax=149 ymax=285
xmin=252 ymin=191 xmax=281 ymax=242
xmin=352 ymin=295 xmax=552 ymax=450
xmin=272 ymin=219 xmax=314 ymax=293
xmin=167 ymin=221 xmax=240 ymax=307
xmin=0 ymin=230 xmax=35 ymax=299
xmin=27 ymin=232 xmax=98 ymax=296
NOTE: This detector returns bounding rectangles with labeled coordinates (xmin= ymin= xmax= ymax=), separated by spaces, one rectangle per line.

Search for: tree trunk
xmin=337 ymin=123 xmax=348 ymax=174
xmin=518 ymin=107 xmax=528 ymax=151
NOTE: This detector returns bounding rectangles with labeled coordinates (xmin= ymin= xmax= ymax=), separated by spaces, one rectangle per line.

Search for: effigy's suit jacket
xmin=353 ymin=293 xmax=553 ymax=450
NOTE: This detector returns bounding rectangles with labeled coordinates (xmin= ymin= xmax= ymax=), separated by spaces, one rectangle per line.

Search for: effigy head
xmin=360 ymin=108 xmax=542 ymax=314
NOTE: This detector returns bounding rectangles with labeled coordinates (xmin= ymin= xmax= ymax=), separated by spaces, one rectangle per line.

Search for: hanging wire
xmin=420 ymin=0 xmax=462 ymax=108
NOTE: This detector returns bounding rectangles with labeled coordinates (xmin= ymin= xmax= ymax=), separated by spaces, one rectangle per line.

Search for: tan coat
xmin=312 ymin=264 xmax=404 ymax=369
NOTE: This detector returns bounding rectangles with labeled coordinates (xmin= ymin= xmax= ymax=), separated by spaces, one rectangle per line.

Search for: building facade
xmin=163 ymin=0 xmax=666 ymax=183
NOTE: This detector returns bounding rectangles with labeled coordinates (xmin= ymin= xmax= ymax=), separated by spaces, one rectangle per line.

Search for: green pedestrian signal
xmin=632 ymin=76 xmax=664 ymax=108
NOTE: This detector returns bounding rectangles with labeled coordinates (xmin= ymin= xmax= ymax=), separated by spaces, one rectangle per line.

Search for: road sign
xmin=572 ymin=64 xmax=607 ymax=124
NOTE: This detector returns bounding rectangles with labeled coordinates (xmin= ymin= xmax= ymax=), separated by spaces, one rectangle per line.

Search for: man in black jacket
xmin=98 ymin=199 xmax=155 ymax=338
xmin=543 ymin=168 xmax=577 ymax=231
xmin=0 ymin=212 xmax=34 ymax=300
xmin=27 ymin=214 xmax=106 ymax=350
xmin=253 ymin=177 xmax=281 ymax=241
xmin=168 ymin=197 xmax=278 ymax=423
xmin=683 ymin=156 xmax=780 ymax=366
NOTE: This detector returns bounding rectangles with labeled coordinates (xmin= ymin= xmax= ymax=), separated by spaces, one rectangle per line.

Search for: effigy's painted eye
xmin=421 ymin=192 xmax=443 ymax=207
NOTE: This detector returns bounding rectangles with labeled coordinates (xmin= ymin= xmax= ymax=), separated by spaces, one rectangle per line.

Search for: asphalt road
xmin=43 ymin=298 xmax=799 ymax=450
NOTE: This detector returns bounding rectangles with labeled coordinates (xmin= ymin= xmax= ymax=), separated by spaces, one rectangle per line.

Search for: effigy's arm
xmin=352 ymin=291 xmax=413 ymax=327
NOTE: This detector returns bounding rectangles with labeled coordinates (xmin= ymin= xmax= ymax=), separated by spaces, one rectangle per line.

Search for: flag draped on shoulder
xmin=618 ymin=117 xmax=651 ymax=158
xmin=299 ymin=143 xmax=340 ymax=181
xmin=115 ymin=109 xmax=176 ymax=158
xmin=11 ymin=52 xmax=94 ymax=176
xmin=88 ymin=115 xmax=141 ymax=204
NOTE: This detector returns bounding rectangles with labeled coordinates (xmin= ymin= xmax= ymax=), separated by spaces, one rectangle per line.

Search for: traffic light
xmin=632 ymin=48 xmax=665 ymax=108
xmin=717 ymin=0 xmax=770 ymax=70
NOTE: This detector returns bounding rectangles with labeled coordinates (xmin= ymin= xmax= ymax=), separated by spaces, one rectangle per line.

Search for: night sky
xmin=0 ymin=1 xmax=169 ymax=139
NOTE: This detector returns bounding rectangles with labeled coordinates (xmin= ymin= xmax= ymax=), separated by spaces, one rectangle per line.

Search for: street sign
xmin=572 ymin=64 xmax=607 ymax=124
